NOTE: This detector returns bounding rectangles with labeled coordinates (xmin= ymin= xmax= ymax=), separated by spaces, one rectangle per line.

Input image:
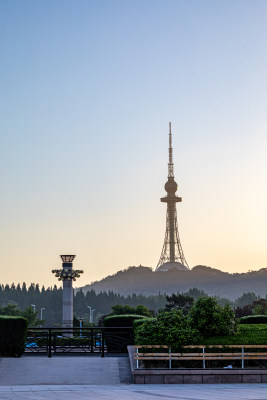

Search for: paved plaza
xmin=0 ymin=384 xmax=267 ymax=400
xmin=0 ymin=357 xmax=267 ymax=399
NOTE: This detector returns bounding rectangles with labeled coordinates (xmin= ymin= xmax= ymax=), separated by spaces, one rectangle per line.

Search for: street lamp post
xmin=31 ymin=304 xmax=36 ymax=313
xmin=91 ymin=309 xmax=95 ymax=323
xmin=40 ymin=308 xmax=45 ymax=320
xmin=87 ymin=306 xmax=95 ymax=323
xmin=52 ymin=255 xmax=83 ymax=337
xmin=87 ymin=306 xmax=92 ymax=323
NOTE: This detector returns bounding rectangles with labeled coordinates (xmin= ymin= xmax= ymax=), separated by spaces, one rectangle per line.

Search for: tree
xmin=184 ymin=288 xmax=208 ymax=299
xmin=235 ymin=292 xmax=260 ymax=307
xmin=234 ymin=304 xmax=253 ymax=318
xmin=190 ymin=297 xmax=237 ymax=337
xmin=0 ymin=304 xmax=41 ymax=326
xmin=252 ymin=299 xmax=267 ymax=315
xmin=22 ymin=307 xmax=42 ymax=326
xmin=165 ymin=293 xmax=194 ymax=314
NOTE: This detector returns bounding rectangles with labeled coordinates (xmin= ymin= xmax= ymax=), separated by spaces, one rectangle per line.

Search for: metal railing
xmin=25 ymin=327 xmax=133 ymax=357
xmin=134 ymin=345 xmax=267 ymax=369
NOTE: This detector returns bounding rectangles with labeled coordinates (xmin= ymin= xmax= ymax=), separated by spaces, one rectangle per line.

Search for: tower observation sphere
xmin=164 ymin=177 xmax=178 ymax=195
xmin=156 ymin=122 xmax=189 ymax=272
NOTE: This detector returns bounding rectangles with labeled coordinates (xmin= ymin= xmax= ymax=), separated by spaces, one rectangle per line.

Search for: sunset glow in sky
xmin=1 ymin=0 xmax=267 ymax=287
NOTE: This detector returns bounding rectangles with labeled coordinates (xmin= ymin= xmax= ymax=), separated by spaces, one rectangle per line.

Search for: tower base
xmin=156 ymin=262 xmax=189 ymax=272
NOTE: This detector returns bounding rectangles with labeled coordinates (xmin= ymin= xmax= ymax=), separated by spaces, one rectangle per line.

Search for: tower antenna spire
xmin=168 ymin=122 xmax=174 ymax=177
xmin=156 ymin=122 xmax=189 ymax=271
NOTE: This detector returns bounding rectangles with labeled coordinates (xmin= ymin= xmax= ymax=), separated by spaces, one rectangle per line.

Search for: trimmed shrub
xmin=0 ymin=316 xmax=28 ymax=357
xmin=197 ymin=324 xmax=267 ymax=345
xmin=135 ymin=310 xmax=200 ymax=351
xmin=240 ymin=315 xmax=267 ymax=324
xmin=133 ymin=317 xmax=156 ymax=333
xmin=103 ymin=314 xmax=145 ymax=353
xmin=103 ymin=314 xmax=146 ymax=327
xmin=110 ymin=304 xmax=152 ymax=317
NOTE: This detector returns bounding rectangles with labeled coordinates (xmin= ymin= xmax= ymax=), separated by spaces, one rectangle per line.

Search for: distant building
xmin=156 ymin=123 xmax=189 ymax=272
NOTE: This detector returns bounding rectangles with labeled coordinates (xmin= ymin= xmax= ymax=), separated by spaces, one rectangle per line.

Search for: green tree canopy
xmin=0 ymin=304 xmax=41 ymax=326
xmin=165 ymin=293 xmax=194 ymax=314
xmin=189 ymin=297 xmax=237 ymax=337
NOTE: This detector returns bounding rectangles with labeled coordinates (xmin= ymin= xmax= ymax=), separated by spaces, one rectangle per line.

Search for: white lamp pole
xmin=91 ymin=309 xmax=95 ymax=323
xmin=40 ymin=308 xmax=45 ymax=320
xmin=31 ymin=304 xmax=36 ymax=313
xmin=87 ymin=306 xmax=92 ymax=323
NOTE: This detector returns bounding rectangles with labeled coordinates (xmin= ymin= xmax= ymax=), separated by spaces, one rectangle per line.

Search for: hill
xmin=79 ymin=265 xmax=267 ymax=300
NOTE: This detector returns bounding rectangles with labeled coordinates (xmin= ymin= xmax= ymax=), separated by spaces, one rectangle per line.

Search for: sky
xmin=1 ymin=0 xmax=267 ymax=288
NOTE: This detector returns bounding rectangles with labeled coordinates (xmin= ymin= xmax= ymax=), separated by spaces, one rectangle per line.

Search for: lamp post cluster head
xmin=52 ymin=255 xmax=83 ymax=282
xmin=51 ymin=269 xmax=83 ymax=281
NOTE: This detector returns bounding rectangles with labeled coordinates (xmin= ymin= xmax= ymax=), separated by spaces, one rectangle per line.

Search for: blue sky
xmin=1 ymin=0 xmax=267 ymax=287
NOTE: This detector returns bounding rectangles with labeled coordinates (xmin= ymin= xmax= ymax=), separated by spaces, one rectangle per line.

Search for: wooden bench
xmin=134 ymin=345 xmax=267 ymax=369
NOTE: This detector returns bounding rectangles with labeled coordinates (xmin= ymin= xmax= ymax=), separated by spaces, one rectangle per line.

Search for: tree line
xmin=0 ymin=283 xmax=166 ymax=326
xmin=0 ymin=282 xmax=266 ymax=327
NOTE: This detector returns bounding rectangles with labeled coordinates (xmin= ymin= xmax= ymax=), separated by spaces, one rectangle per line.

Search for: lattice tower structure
xmin=156 ymin=122 xmax=189 ymax=272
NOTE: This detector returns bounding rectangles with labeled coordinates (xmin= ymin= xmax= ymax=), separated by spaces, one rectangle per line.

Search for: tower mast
xmin=168 ymin=122 xmax=174 ymax=177
xmin=156 ymin=122 xmax=189 ymax=271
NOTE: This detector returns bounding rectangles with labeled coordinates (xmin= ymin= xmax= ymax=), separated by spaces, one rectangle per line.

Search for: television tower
xmin=156 ymin=122 xmax=189 ymax=271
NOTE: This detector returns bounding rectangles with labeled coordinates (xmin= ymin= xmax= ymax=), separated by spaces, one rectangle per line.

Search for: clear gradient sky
xmin=1 ymin=0 xmax=267 ymax=288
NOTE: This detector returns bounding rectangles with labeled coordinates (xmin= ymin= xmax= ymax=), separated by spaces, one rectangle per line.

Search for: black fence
xmin=25 ymin=327 xmax=134 ymax=357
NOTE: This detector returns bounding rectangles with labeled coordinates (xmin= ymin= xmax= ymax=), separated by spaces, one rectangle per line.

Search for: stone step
xmin=0 ymin=356 xmax=133 ymax=385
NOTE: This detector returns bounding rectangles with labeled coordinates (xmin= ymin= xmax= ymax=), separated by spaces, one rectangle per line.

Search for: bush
xmin=133 ymin=317 xmax=156 ymax=330
xmin=0 ymin=316 xmax=28 ymax=357
xmin=190 ymin=297 xmax=237 ymax=337
xmin=240 ymin=315 xmax=267 ymax=324
xmin=103 ymin=314 xmax=145 ymax=352
xmin=135 ymin=309 xmax=200 ymax=350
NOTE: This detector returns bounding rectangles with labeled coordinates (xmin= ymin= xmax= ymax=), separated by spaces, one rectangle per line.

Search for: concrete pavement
xmin=0 ymin=356 xmax=267 ymax=399
xmin=0 ymin=384 xmax=267 ymax=399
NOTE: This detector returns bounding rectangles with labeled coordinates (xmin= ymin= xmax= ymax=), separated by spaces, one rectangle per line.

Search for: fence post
xmin=169 ymin=347 xmax=172 ymax=369
xmin=101 ymin=329 xmax=105 ymax=358
xmin=242 ymin=347 xmax=244 ymax=369
xmin=136 ymin=347 xmax=139 ymax=369
xmin=202 ymin=347 xmax=205 ymax=369
xmin=48 ymin=328 xmax=52 ymax=358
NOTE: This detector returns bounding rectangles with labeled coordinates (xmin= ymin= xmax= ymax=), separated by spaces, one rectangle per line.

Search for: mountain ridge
xmin=78 ymin=265 xmax=267 ymax=300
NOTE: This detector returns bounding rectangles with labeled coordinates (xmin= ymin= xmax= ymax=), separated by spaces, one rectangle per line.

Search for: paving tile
xmin=0 ymin=384 xmax=265 ymax=400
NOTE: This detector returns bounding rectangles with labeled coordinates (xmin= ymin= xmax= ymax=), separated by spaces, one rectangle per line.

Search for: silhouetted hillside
xmin=79 ymin=265 xmax=267 ymax=300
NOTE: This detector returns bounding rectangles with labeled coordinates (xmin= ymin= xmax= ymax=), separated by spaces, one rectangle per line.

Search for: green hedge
xmin=103 ymin=314 xmax=146 ymax=327
xmin=0 ymin=316 xmax=28 ymax=357
xmin=239 ymin=315 xmax=267 ymax=324
xmin=197 ymin=324 xmax=267 ymax=346
xmin=133 ymin=317 xmax=156 ymax=334
xmin=103 ymin=314 xmax=145 ymax=352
